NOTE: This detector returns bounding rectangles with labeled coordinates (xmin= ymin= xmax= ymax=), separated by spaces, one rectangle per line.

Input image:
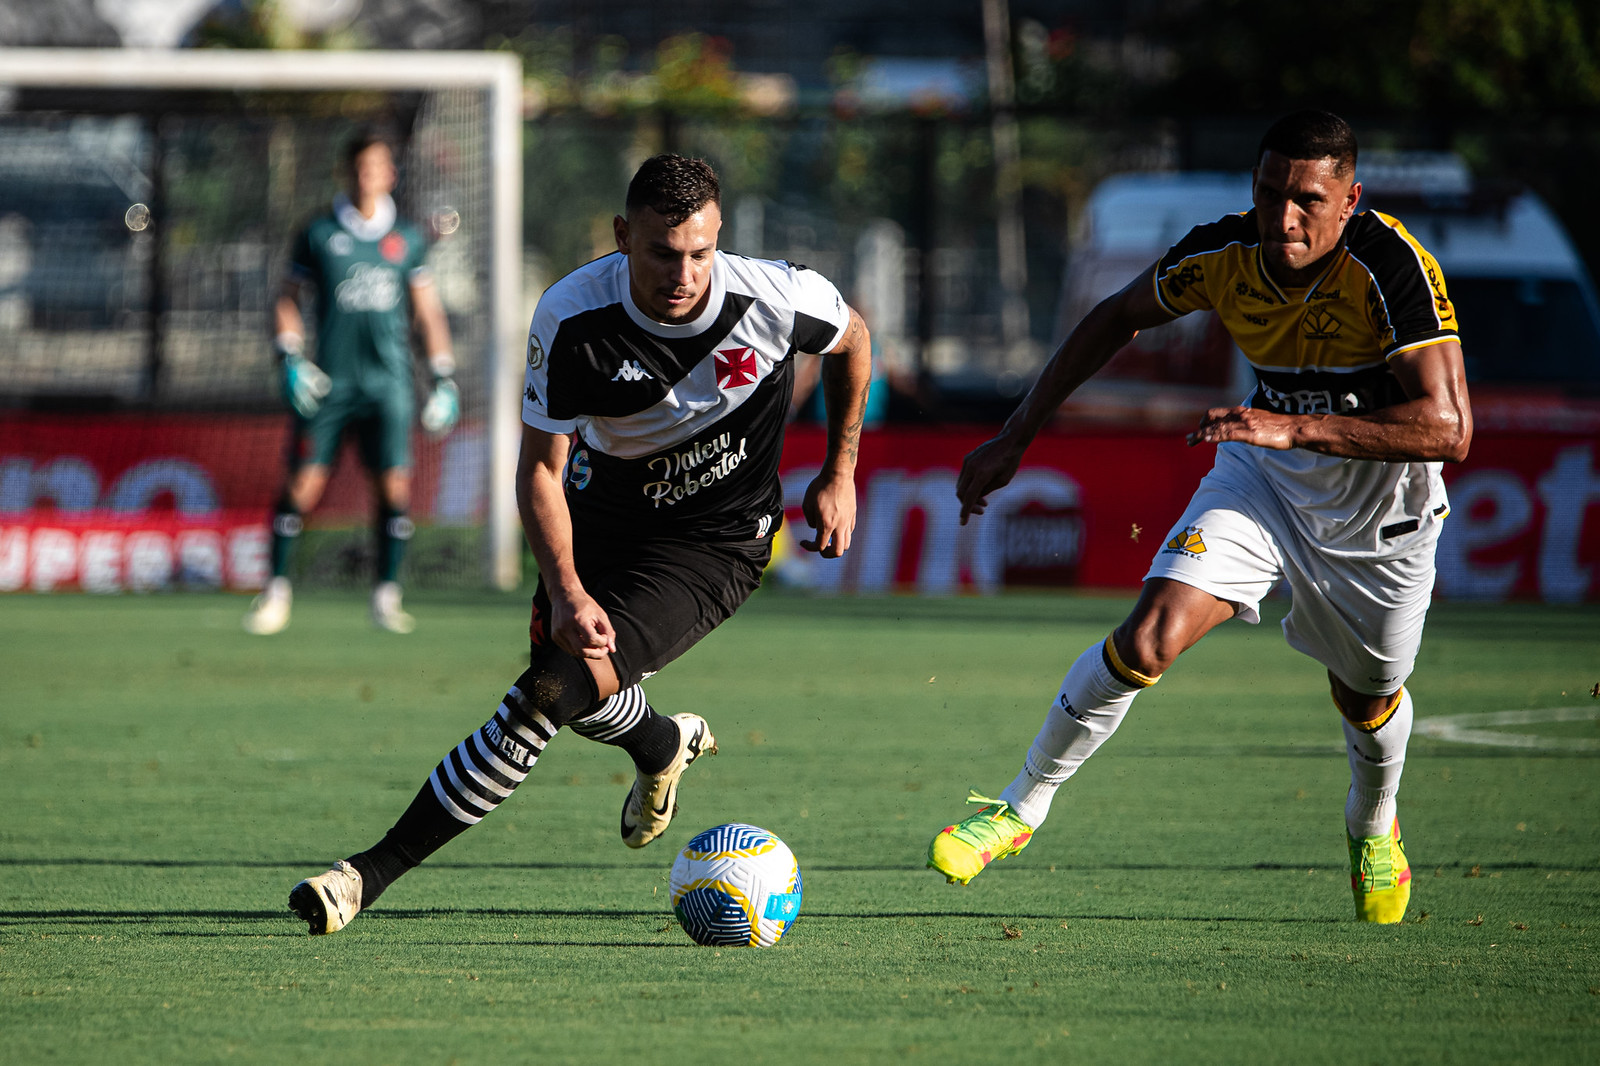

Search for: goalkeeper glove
xmin=420 ymin=352 xmax=460 ymax=436
xmin=276 ymin=334 xmax=330 ymax=419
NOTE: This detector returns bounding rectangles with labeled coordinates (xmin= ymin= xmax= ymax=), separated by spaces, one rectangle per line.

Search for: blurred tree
xmin=1150 ymin=0 xmax=1600 ymax=115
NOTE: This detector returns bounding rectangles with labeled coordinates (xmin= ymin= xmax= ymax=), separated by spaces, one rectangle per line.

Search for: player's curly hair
xmin=625 ymin=154 xmax=721 ymax=226
xmin=1258 ymin=110 xmax=1357 ymax=179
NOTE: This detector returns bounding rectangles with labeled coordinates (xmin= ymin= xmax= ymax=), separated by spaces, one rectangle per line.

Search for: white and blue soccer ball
xmin=669 ymin=823 xmax=802 ymax=947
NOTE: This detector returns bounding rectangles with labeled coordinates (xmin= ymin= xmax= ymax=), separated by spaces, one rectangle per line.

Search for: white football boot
xmin=288 ymin=859 xmax=363 ymax=935
xmin=620 ymin=713 xmax=717 ymax=848
xmin=242 ymin=576 xmax=292 ymax=635
xmin=370 ymin=580 xmax=415 ymax=634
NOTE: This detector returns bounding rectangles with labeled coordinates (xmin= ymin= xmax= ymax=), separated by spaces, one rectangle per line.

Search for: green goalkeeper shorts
xmin=290 ymin=384 xmax=414 ymax=472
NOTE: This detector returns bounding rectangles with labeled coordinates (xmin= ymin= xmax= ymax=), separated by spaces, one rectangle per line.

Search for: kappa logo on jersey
xmin=1302 ymin=307 xmax=1342 ymax=340
xmin=379 ymin=231 xmax=408 ymax=264
xmin=612 ymin=360 xmax=654 ymax=382
xmin=1163 ymin=525 xmax=1207 ymax=556
xmin=716 ymin=346 xmax=757 ymax=389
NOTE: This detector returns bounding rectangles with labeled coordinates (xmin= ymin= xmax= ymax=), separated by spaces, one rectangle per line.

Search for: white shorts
xmin=1144 ymin=452 xmax=1438 ymax=696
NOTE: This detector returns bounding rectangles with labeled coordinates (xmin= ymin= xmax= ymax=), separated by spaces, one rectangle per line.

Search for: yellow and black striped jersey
xmin=1149 ymin=208 xmax=1458 ymax=557
xmin=1152 ymin=209 xmax=1458 ymax=417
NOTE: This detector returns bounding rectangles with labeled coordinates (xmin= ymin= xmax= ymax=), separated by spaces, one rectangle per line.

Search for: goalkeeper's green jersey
xmin=288 ymin=194 xmax=431 ymax=397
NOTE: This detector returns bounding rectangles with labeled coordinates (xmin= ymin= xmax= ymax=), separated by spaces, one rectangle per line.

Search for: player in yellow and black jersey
xmin=1154 ymin=203 xmax=1458 ymax=420
xmin=928 ymin=110 xmax=1473 ymax=924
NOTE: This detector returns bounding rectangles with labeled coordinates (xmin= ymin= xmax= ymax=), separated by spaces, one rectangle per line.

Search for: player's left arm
xmin=800 ymin=305 xmax=872 ymax=558
xmin=1187 ymin=338 xmax=1472 ymax=463
xmin=409 ymin=275 xmax=460 ymax=434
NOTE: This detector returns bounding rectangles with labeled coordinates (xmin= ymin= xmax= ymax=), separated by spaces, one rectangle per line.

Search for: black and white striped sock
xmin=570 ymin=684 xmax=682 ymax=774
xmin=347 ymin=660 xmax=593 ymax=908
xmin=428 ymin=686 xmax=554 ymax=825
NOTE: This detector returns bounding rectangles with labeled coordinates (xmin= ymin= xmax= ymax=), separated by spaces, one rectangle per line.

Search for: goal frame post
xmin=0 ymin=47 xmax=525 ymax=591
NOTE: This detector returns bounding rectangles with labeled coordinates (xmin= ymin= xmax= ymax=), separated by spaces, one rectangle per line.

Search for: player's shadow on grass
xmin=2 ymin=857 xmax=1596 ymax=873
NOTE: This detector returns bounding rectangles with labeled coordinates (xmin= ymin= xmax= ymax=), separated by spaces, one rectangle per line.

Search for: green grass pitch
xmin=1 ymin=589 xmax=1597 ymax=1064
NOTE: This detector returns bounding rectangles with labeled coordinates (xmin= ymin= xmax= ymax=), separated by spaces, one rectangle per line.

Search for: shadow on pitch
xmin=2 ymin=857 xmax=1595 ymax=874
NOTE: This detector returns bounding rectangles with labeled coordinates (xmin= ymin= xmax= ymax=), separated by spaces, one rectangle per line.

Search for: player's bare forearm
xmin=274 ymin=287 xmax=305 ymax=341
xmin=1186 ymin=340 xmax=1472 ymax=463
xmin=515 ymin=427 xmax=613 ymax=650
xmin=997 ymin=276 xmax=1161 ymax=449
xmin=799 ymin=308 xmax=869 ymax=558
xmin=1188 ymin=403 xmax=1470 ymax=462
xmin=957 ymin=274 xmax=1165 ymax=524
xmin=818 ymin=307 xmax=872 ymax=479
xmin=410 ymin=278 xmax=453 ymax=359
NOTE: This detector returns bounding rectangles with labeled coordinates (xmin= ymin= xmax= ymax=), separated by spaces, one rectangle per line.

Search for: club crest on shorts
xmin=1163 ymin=525 xmax=1207 ymax=556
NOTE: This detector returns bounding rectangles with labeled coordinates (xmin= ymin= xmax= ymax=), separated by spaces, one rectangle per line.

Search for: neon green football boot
xmin=928 ymin=791 xmax=1035 ymax=885
xmin=1348 ymin=818 xmax=1412 ymax=923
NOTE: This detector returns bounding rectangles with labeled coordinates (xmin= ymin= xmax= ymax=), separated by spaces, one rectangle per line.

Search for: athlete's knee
xmin=288 ymin=466 xmax=330 ymax=512
xmin=1112 ymin=609 xmax=1194 ymax=678
xmin=1330 ymin=673 xmax=1400 ymax=727
xmin=376 ymin=468 xmax=411 ymax=511
xmin=510 ymin=643 xmax=602 ymax=730
xmin=1113 ymin=581 xmax=1235 ymax=677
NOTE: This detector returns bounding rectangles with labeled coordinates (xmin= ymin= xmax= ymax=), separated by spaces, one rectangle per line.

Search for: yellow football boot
xmin=928 ymin=791 xmax=1034 ymax=885
xmin=1348 ymin=818 xmax=1412 ymax=923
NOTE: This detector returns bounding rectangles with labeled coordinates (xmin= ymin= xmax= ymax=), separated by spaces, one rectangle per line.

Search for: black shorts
xmin=529 ymin=533 xmax=771 ymax=688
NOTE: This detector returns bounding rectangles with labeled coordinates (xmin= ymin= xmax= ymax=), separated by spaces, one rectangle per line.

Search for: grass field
xmin=2 ymin=589 xmax=1597 ymax=1064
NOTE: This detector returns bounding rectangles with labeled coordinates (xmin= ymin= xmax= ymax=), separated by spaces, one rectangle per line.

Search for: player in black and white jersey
xmin=289 ymin=154 xmax=873 ymax=935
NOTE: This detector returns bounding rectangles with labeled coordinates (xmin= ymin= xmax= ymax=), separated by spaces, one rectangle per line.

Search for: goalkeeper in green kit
xmin=244 ymin=128 xmax=458 ymax=635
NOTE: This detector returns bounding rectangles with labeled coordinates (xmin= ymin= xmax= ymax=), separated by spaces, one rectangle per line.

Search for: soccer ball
xmin=669 ymin=823 xmax=802 ymax=947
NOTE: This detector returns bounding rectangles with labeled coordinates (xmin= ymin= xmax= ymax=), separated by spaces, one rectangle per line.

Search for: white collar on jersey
xmin=333 ymin=193 xmax=397 ymax=242
xmin=619 ymin=251 xmax=728 ymax=338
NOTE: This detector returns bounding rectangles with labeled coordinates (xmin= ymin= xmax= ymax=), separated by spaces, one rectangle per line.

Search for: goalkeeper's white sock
xmin=1342 ymin=688 xmax=1413 ymax=838
xmin=998 ymin=635 xmax=1158 ymax=828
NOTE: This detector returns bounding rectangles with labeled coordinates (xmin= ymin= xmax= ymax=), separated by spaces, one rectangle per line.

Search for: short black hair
xmin=344 ymin=125 xmax=398 ymax=168
xmin=1258 ymin=110 xmax=1357 ymax=179
xmin=625 ymin=154 xmax=721 ymax=227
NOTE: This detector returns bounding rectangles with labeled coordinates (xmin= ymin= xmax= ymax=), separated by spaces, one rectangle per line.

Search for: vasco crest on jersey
xmin=715 ymin=346 xmax=758 ymax=390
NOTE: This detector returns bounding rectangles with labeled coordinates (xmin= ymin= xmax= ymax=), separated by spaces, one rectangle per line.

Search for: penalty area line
xmin=1413 ymin=706 xmax=1600 ymax=751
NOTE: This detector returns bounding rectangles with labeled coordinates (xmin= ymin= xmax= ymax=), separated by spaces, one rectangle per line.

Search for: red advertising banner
xmin=2 ymin=413 xmax=1596 ymax=599
xmin=773 ymin=425 xmax=1600 ymax=602
xmin=0 ymin=411 xmax=479 ymax=592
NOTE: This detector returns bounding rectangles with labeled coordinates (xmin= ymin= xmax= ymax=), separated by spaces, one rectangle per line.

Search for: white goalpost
xmin=0 ymin=47 xmax=525 ymax=591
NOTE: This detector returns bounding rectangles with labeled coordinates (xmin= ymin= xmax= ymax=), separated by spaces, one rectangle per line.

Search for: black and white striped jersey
xmin=522 ymin=250 xmax=849 ymax=540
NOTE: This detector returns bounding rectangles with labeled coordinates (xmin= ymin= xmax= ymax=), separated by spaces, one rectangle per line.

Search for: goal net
xmin=0 ymin=48 xmax=523 ymax=593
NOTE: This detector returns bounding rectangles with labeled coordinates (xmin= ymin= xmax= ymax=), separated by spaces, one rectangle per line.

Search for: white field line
xmin=1413 ymin=706 xmax=1600 ymax=751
